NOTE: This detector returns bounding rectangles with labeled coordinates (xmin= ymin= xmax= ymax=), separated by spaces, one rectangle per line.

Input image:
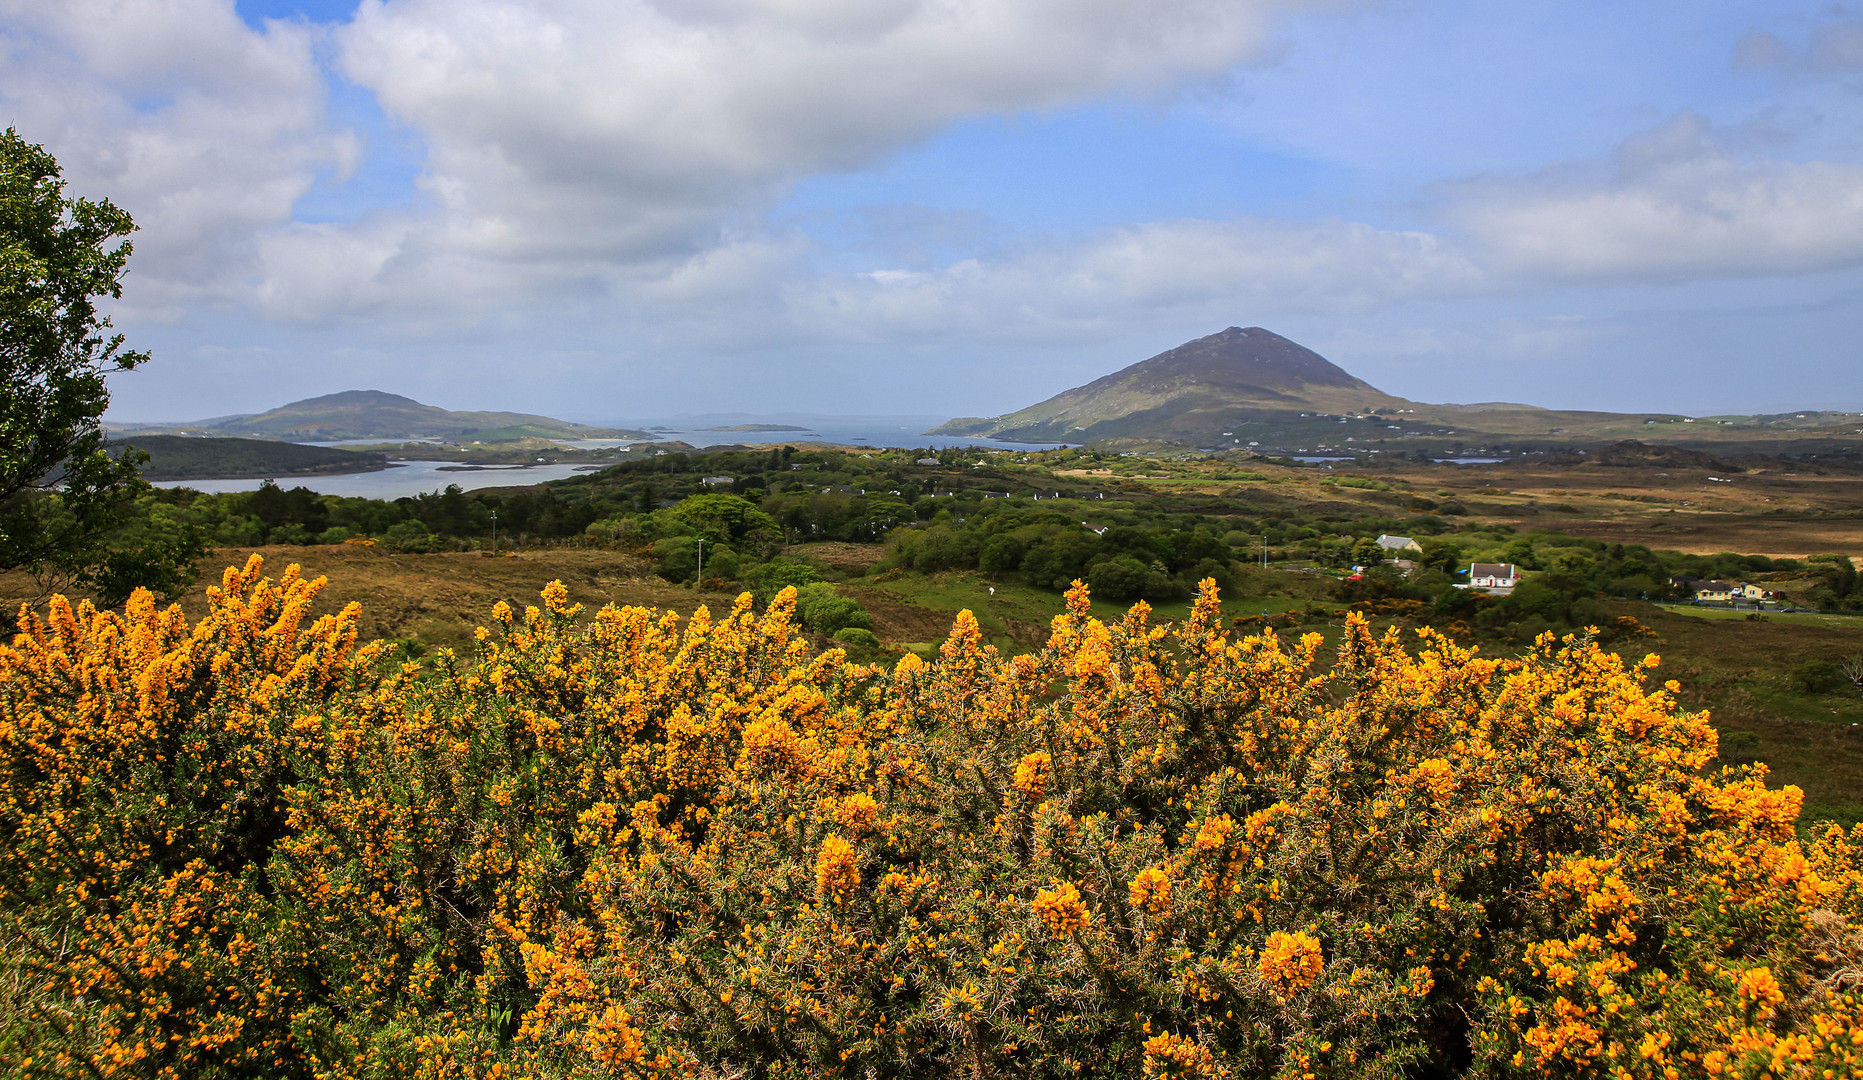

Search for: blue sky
xmin=4 ymin=0 xmax=1860 ymax=423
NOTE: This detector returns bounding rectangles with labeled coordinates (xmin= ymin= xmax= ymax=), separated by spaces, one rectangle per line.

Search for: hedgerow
xmin=2 ymin=556 xmax=1859 ymax=1078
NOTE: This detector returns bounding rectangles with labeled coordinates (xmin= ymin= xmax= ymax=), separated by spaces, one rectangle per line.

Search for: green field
xmin=1651 ymin=602 xmax=1863 ymax=629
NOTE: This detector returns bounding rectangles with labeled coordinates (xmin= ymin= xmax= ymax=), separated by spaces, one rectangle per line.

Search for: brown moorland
xmin=1 ymin=545 xmax=746 ymax=653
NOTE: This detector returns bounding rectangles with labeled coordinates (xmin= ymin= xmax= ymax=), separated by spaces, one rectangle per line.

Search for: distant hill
xmin=115 ymin=435 xmax=391 ymax=481
xmin=932 ymin=327 xmax=1863 ymax=456
xmin=112 ymin=390 xmax=648 ymax=443
xmin=930 ymin=327 xmax=1416 ymax=444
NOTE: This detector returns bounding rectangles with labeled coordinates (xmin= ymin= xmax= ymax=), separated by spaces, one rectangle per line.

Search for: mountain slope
xmin=115 ymin=390 xmax=647 ymax=443
xmin=928 ymin=327 xmax=1863 ymax=455
xmin=931 ymin=327 xmax=1416 ymax=443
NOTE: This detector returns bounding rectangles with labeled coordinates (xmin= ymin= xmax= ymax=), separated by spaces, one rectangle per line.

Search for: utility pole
xmin=490 ymin=510 xmax=497 ymax=556
xmin=695 ymin=537 xmax=705 ymax=587
xmin=1261 ymin=535 xmax=1268 ymax=569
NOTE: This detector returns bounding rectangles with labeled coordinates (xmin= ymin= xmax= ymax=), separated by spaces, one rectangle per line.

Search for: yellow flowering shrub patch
xmin=2 ymin=558 xmax=1861 ymax=1078
xmin=1257 ymin=930 xmax=1325 ymax=997
xmin=1033 ymin=881 xmax=1092 ymax=937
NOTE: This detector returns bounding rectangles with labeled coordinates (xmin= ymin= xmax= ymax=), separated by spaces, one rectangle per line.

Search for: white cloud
xmin=748 ymin=215 xmax=1489 ymax=344
xmin=1451 ymin=112 xmax=1863 ymax=281
xmin=0 ymin=0 xmax=352 ymax=315
xmin=318 ymin=0 xmax=1298 ymax=309
xmin=13 ymin=0 xmax=1863 ymax=391
xmin=0 ymin=0 xmax=1312 ymax=330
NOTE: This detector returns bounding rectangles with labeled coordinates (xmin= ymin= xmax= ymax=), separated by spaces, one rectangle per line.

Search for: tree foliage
xmin=3 ymin=561 xmax=1861 ymax=1078
xmin=0 ymin=128 xmax=152 ymax=583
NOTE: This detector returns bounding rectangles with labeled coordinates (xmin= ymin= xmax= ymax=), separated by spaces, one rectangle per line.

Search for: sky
xmin=3 ymin=0 xmax=1861 ymax=424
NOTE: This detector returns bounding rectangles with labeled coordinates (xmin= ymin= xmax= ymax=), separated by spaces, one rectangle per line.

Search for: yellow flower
xmin=1142 ymin=1032 xmax=1217 ymax=1078
xmin=1734 ymin=966 xmax=1784 ymax=1011
xmin=815 ymin=834 xmax=860 ymax=904
xmin=1012 ymin=750 xmax=1052 ymax=799
xmin=1128 ymin=866 xmax=1172 ymax=914
xmin=1191 ymin=814 xmax=1236 ymax=853
xmin=1033 ymin=881 xmax=1090 ymax=936
xmin=585 ymin=1004 xmax=645 ymax=1067
xmin=833 ymin=792 xmax=881 ymax=835
xmin=1257 ymin=930 xmax=1324 ymax=996
xmin=740 ymin=715 xmax=811 ymax=777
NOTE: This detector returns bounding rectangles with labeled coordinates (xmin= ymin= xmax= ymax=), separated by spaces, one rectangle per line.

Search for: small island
xmin=700 ymin=423 xmax=816 ymax=432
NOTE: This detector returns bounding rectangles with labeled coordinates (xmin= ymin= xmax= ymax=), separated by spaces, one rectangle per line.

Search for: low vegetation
xmin=23 ymin=446 xmax=1860 ymax=824
xmin=3 ymin=559 xmax=1860 ymax=1078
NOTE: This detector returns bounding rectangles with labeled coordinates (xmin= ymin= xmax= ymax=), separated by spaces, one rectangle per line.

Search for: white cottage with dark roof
xmin=1469 ymin=563 xmax=1521 ymax=594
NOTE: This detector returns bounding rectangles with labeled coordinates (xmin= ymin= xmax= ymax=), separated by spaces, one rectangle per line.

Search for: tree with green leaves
xmin=668 ymin=492 xmax=782 ymax=554
xmin=0 ymin=129 xmax=197 ymax=601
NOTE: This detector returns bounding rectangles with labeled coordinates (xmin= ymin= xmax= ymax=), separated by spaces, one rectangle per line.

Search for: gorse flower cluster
xmin=2 ymin=556 xmax=1860 ymax=1078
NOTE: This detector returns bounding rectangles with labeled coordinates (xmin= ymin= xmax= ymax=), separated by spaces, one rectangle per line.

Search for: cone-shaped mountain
xmin=930 ymin=327 xmax=1414 ymax=444
xmin=1073 ymin=326 xmax=1376 ymax=397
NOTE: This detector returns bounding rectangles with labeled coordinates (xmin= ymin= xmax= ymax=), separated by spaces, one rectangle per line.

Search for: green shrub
xmin=831 ymin=626 xmax=881 ymax=649
xmin=745 ymin=558 xmax=824 ymax=602
xmin=1796 ymin=658 xmax=1842 ymax=694
xmin=651 ymin=535 xmax=699 ymax=581
xmin=978 ymin=533 xmax=1026 ymax=575
xmin=700 ymin=546 xmax=741 ymax=582
xmin=381 ymin=519 xmax=442 ymax=553
xmin=794 ymin=581 xmax=871 ymax=635
xmin=831 ymin=626 xmax=885 ymax=661
xmin=1087 ymin=554 xmax=1147 ymax=601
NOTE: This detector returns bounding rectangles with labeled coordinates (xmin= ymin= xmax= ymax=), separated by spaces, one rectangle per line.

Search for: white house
xmin=1469 ymin=562 xmax=1521 ymax=593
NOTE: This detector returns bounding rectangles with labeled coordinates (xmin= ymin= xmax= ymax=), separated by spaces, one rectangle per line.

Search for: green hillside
xmin=113 ymin=390 xmax=649 ymax=444
xmin=115 ymin=435 xmax=390 ymax=480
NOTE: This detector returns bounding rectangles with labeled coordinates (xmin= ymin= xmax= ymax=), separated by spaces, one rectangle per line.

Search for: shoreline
xmin=141 ymin=461 xmax=402 ymax=483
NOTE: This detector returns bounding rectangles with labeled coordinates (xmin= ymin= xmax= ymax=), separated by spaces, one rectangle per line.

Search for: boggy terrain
xmin=1054 ymin=447 xmax=1863 ymax=556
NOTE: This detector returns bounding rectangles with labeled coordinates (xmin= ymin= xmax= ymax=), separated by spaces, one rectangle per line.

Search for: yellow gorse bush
xmin=1033 ymin=881 xmax=1092 ymax=937
xmin=2 ymin=556 xmax=1860 ymax=1079
xmin=1257 ymin=930 xmax=1325 ymax=998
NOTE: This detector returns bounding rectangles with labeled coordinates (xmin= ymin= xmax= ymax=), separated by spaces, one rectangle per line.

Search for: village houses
xmin=1671 ymin=578 xmax=1775 ymax=604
